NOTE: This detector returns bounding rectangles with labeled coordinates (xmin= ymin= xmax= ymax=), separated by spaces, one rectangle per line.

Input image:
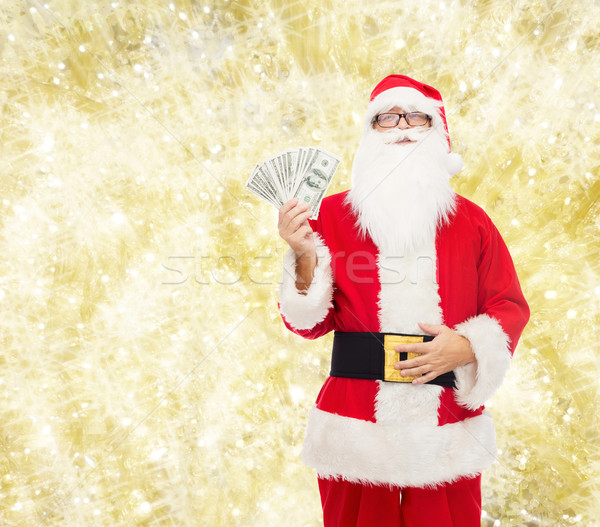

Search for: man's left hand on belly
xmin=394 ymin=322 xmax=476 ymax=385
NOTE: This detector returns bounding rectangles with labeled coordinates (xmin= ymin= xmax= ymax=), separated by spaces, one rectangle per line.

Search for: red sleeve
xmin=475 ymin=213 xmax=530 ymax=355
xmin=449 ymin=199 xmax=530 ymax=410
xmin=279 ymin=304 xmax=335 ymax=340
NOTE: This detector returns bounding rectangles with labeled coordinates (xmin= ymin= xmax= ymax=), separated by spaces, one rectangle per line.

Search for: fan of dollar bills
xmin=245 ymin=147 xmax=341 ymax=219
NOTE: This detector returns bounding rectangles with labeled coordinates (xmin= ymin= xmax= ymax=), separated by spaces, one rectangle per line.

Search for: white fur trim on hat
xmin=366 ymin=86 xmax=443 ymax=128
xmin=365 ymin=86 xmax=449 ymax=150
xmin=278 ymin=233 xmax=333 ymax=330
xmin=453 ymin=314 xmax=512 ymax=410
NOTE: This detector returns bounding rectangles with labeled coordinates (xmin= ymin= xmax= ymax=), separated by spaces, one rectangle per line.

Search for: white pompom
xmin=447 ymin=152 xmax=463 ymax=176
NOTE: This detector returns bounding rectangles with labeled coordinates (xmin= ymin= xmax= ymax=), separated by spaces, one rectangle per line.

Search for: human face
xmin=373 ymin=106 xmax=432 ymax=139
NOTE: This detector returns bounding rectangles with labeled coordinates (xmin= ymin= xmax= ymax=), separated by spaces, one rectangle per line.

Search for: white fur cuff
xmin=278 ymin=233 xmax=333 ymax=330
xmin=453 ymin=314 xmax=512 ymax=410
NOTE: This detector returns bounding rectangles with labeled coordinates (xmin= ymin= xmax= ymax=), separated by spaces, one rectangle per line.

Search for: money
xmin=245 ymin=146 xmax=340 ymax=219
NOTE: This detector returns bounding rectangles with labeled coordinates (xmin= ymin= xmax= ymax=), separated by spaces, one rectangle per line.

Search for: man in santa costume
xmin=277 ymin=75 xmax=529 ymax=526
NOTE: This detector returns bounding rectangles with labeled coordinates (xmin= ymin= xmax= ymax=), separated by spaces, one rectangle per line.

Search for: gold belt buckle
xmin=383 ymin=334 xmax=423 ymax=382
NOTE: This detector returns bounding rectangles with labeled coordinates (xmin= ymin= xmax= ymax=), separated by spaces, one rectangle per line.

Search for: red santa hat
xmin=365 ymin=74 xmax=463 ymax=176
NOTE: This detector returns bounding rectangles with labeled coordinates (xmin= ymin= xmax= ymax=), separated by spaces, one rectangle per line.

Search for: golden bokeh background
xmin=0 ymin=0 xmax=598 ymax=525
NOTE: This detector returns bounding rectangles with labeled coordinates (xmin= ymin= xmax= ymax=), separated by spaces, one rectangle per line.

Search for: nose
xmin=396 ymin=115 xmax=411 ymax=129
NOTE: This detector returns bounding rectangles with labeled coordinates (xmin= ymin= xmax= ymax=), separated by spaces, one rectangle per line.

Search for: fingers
xmin=395 ymin=342 xmax=426 ymax=354
xmin=278 ymin=198 xmax=310 ymax=221
xmin=394 ymin=355 xmax=424 ymax=371
xmin=289 ymin=209 xmax=313 ymax=231
xmin=278 ymin=198 xmax=299 ymax=218
xmin=279 ymin=210 xmax=313 ymax=240
xmin=394 ymin=360 xmax=440 ymax=384
xmin=390 ymin=324 xmax=457 ymax=384
xmin=393 ymin=323 xmax=448 ymax=353
xmin=392 ymin=356 xmax=440 ymax=384
xmin=418 ymin=322 xmax=444 ymax=335
xmin=411 ymin=371 xmax=438 ymax=385
xmin=398 ymin=363 xmax=432 ymax=377
xmin=287 ymin=224 xmax=314 ymax=247
xmin=278 ymin=200 xmax=312 ymax=236
xmin=278 ymin=199 xmax=316 ymax=256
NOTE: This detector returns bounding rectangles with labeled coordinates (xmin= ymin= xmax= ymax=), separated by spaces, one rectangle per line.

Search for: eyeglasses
xmin=375 ymin=112 xmax=431 ymax=128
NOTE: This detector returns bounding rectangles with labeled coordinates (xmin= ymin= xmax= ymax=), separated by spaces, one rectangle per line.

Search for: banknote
xmin=291 ymin=148 xmax=340 ymax=219
xmin=245 ymin=146 xmax=340 ymax=219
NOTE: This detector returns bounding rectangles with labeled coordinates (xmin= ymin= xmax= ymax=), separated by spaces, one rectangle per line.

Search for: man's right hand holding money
xmin=278 ymin=198 xmax=317 ymax=292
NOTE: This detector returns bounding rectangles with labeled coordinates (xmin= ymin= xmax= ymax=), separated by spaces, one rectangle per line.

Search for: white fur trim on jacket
xmin=278 ymin=233 xmax=333 ymax=330
xmin=377 ymin=241 xmax=443 ymax=334
xmin=453 ymin=314 xmax=512 ymax=410
xmin=301 ymin=385 xmax=497 ymax=488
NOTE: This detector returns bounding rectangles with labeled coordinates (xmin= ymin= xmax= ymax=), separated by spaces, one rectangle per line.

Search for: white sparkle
xmin=111 ymin=212 xmax=127 ymax=225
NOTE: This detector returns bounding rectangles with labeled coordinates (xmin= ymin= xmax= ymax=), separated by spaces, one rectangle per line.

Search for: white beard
xmin=346 ymin=126 xmax=456 ymax=255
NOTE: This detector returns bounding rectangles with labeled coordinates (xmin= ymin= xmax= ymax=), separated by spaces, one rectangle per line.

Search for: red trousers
xmin=318 ymin=475 xmax=482 ymax=527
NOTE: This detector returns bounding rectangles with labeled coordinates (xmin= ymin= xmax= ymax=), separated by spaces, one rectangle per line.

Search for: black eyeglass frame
xmin=374 ymin=112 xmax=432 ymax=128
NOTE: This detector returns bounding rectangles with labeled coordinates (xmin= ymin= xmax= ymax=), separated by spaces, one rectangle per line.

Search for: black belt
xmin=330 ymin=331 xmax=456 ymax=388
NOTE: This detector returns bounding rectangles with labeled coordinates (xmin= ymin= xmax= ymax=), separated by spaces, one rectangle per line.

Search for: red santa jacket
xmin=279 ymin=190 xmax=529 ymax=488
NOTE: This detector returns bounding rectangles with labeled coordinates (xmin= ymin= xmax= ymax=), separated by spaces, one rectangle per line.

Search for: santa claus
xmin=277 ymin=75 xmax=529 ymax=526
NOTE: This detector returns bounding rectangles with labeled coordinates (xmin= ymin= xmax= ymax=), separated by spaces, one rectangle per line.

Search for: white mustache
xmin=378 ymin=128 xmax=429 ymax=144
